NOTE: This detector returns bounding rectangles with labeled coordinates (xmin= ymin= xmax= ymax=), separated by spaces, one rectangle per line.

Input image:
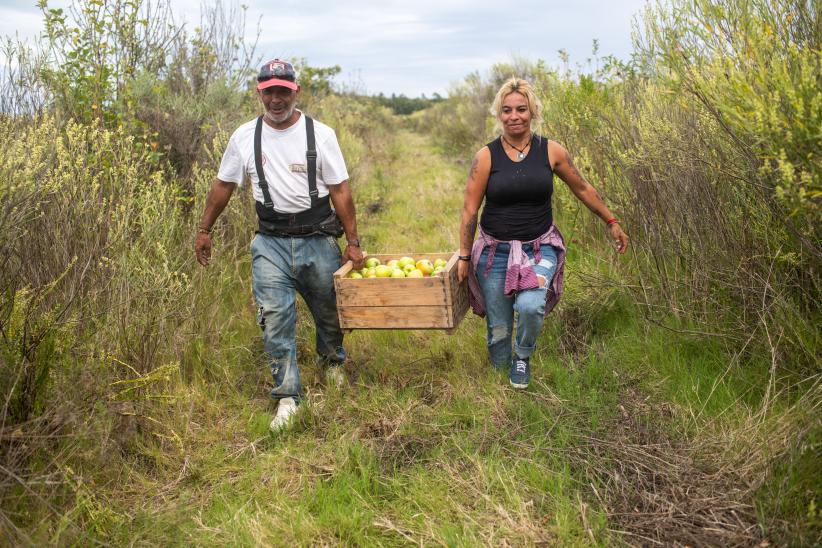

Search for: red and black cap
xmin=257 ymin=59 xmax=298 ymax=91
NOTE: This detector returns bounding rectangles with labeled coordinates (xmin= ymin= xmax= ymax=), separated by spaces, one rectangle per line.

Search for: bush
xmin=425 ymin=1 xmax=819 ymax=376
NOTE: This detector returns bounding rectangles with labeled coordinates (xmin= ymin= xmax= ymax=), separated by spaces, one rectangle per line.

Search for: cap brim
xmin=257 ymin=78 xmax=298 ymax=91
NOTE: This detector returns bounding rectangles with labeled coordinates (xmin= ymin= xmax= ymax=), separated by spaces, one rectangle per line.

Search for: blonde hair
xmin=490 ymin=78 xmax=543 ymax=135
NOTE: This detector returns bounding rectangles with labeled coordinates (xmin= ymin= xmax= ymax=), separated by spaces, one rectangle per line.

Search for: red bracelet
xmin=606 ymin=218 xmax=619 ymax=226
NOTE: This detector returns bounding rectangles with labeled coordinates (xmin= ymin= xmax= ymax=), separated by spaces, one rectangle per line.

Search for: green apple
xmin=403 ymin=263 xmax=416 ymax=274
xmin=375 ymin=265 xmax=393 ymax=277
xmin=386 ymin=259 xmax=399 ymax=268
xmin=390 ymin=268 xmax=406 ymax=278
xmin=398 ymin=256 xmax=415 ymax=269
xmin=365 ymin=257 xmax=381 ymax=268
xmin=432 ymin=266 xmax=445 ymax=276
xmin=407 ymin=269 xmax=424 ymax=278
xmin=348 ymin=271 xmax=363 ymax=279
xmin=434 ymin=258 xmax=447 ymax=269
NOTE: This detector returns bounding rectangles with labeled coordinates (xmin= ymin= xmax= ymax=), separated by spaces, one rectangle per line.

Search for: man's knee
xmin=256 ymin=305 xmax=266 ymax=329
xmin=257 ymin=304 xmax=282 ymax=330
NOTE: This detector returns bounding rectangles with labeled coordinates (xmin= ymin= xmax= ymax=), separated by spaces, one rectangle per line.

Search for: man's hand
xmin=609 ymin=223 xmax=629 ymax=254
xmin=343 ymin=244 xmax=364 ymax=270
xmin=195 ymin=180 xmax=235 ymax=267
xmin=195 ymin=233 xmax=212 ymax=266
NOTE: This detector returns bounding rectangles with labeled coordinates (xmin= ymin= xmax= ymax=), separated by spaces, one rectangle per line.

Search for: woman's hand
xmin=457 ymin=258 xmax=470 ymax=282
xmin=609 ymin=223 xmax=629 ymax=254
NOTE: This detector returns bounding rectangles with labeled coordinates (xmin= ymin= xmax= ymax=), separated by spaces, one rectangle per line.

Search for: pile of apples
xmin=347 ymin=256 xmax=448 ymax=279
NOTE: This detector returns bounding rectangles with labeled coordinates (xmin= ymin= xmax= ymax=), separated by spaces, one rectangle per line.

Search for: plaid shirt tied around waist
xmin=467 ymin=225 xmax=567 ymax=318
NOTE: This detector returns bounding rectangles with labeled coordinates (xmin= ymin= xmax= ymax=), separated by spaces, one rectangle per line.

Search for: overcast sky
xmin=0 ymin=0 xmax=649 ymax=97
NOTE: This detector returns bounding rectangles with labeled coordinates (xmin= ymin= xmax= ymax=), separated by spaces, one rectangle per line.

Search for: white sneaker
xmin=325 ymin=365 xmax=347 ymax=388
xmin=269 ymin=397 xmax=298 ymax=431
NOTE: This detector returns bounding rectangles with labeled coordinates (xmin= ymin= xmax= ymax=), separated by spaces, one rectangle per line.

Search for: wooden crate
xmin=333 ymin=251 xmax=469 ymax=331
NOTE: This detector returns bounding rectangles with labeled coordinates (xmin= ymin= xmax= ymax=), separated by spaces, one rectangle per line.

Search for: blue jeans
xmin=476 ymin=242 xmax=558 ymax=369
xmin=251 ymin=233 xmax=346 ymax=400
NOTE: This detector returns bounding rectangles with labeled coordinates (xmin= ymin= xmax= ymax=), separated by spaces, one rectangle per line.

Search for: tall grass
xmin=2 ymin=0 xmax=820 ymax=544
xmin=416 ymin=0 xmax=819 ymax=371
xmin=0 ymin=57 xmax=399 ymax=544
xmin=413 ymin=0 xmax=820 ymax=540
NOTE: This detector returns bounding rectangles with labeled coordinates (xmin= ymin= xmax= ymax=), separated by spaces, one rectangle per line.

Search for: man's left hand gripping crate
xmin=333 ymin=251 xmax=469 ymax=331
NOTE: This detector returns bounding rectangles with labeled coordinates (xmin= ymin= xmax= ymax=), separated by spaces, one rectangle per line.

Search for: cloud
xmin=0 ymin=7 xmax=46 ymax=42
xmin=0 ymin=0 xmax=649 ymax=96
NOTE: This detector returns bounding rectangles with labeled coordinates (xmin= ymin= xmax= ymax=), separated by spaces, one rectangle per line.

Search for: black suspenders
xmin=305 ymin=116 xmax=318 ymax=207
xmin=253 ymin=114 xmax=318 ymax=210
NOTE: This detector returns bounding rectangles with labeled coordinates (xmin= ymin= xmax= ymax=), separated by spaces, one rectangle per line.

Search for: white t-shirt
xmin=217 ymin=112 xmax=349 ymax=213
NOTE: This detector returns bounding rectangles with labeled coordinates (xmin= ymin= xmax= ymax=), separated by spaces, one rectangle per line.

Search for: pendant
xmin=518 ymin=152 xmax=526 ymax=160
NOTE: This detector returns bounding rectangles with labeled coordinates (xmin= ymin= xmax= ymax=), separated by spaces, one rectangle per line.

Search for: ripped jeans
xmin=251 ymin=233 xmax=347 ymax=401
xmin=476 ymin=242 xmax=558 ymax=369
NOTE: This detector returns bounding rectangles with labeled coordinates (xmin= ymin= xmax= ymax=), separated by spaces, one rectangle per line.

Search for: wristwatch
xmin=347 ymin=239 xmax=360 ymax=247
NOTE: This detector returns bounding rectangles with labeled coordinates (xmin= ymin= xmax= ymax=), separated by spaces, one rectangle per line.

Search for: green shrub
xmin=637 ymin=0 xmax=820 ymax=240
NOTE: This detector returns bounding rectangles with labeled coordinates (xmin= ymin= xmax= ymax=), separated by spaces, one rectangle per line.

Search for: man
xmin=194 ymin=59 xmax=364 ymax=431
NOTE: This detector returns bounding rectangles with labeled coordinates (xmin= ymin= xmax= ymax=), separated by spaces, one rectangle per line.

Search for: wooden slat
xmin=444 ymin=251 xmax=469 ymax=330
xmin=451 ymin=279 xmax=469 ymax=328
xmin=335 ymin=277 xmax=446 ymax=306
xmin=440 ymin=251 xmax=457 ymax=307
xmin=443 ymin=252 xmax=459 ymax=308
xmin=338 ymin=305 xmax=450 ymax=329
xmin=334 ymin=261 xmax=354 ymax=278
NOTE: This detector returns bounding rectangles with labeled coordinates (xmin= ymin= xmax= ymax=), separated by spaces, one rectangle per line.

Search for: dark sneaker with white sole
xmin=509 ymin=357 xmax=530 ymax=389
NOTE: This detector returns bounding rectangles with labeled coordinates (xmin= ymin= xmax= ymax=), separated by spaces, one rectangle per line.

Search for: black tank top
xmin=480 ymin=135 xmax=553 ymax=241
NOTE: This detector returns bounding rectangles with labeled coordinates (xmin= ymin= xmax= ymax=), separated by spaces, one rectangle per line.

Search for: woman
xmin=457 ymin=78 xmax=629 ymax=389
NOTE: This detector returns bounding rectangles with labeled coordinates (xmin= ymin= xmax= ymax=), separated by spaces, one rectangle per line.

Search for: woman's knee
xmin=515 ymin=289 xmax=547 ymax=319
xmin=487 ymin=322 xmax=512 ymax=346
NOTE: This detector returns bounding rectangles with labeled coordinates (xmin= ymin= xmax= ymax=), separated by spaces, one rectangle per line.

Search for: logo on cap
xmin=257 ymin=58 xmax=298 ymax=91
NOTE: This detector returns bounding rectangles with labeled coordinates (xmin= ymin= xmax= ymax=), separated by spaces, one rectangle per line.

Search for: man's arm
xmin=327 ymin=180 xmax=364 ymax=269
xmin=195 ymin=178 xmax=236 ymax=266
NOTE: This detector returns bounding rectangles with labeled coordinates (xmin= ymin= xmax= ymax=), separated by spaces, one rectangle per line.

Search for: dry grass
xmin=0 ymin=409 xmax=71 ymax=544
xmin=579 ymin=385 xmax=765 ymax=546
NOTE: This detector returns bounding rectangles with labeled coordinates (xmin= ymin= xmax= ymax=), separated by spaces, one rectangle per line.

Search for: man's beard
xmin=265 ymin=106 xmax=294 ymax=125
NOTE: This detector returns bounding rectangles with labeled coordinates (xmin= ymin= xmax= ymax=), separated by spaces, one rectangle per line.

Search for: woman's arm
xmin=549 ymin=140 xmax=629 ymax=253
xmin=458 ymin=147 xmax=491 ymax=281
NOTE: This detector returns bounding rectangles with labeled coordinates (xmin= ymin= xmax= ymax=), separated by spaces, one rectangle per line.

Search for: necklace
xmin=502 ymin=135 xmax=532 ymax=160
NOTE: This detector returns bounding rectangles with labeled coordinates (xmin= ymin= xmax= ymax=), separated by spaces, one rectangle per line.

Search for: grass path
xmin=84 ymin=128 xmax=775 ymax=546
